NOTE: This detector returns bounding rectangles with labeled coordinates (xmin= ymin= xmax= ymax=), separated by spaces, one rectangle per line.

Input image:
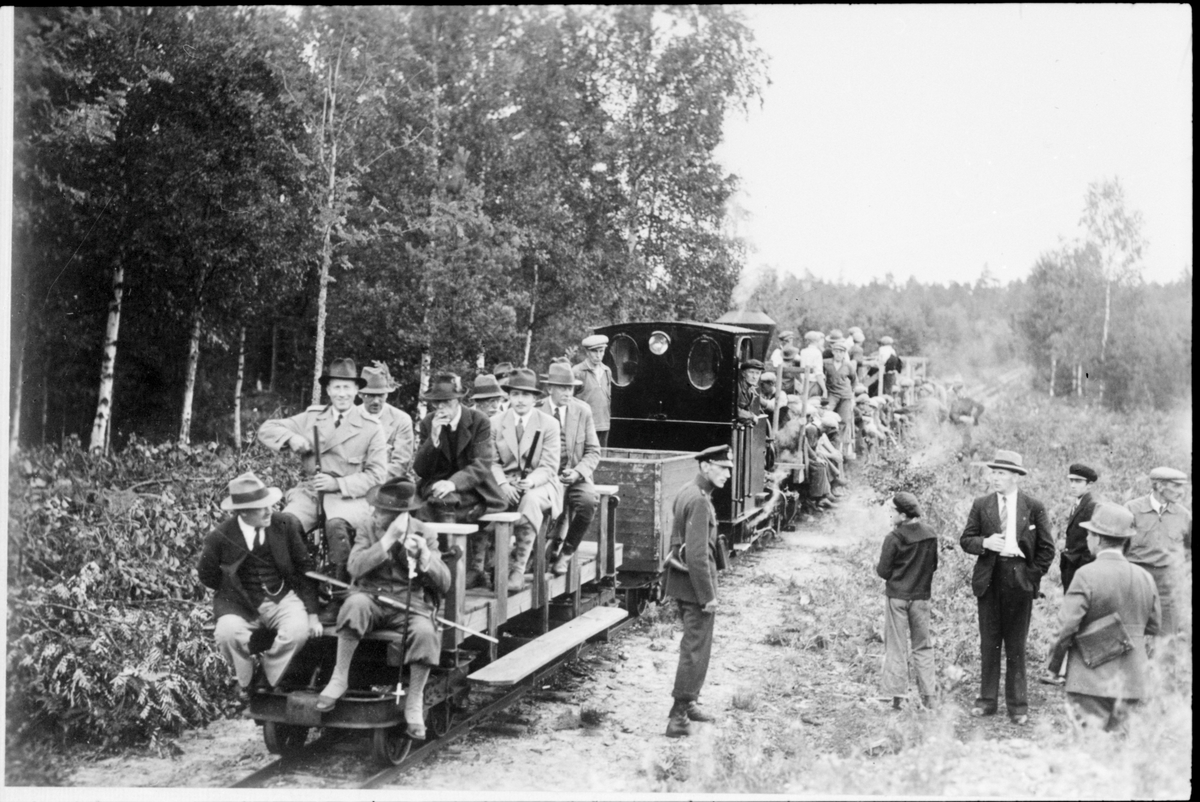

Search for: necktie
xmin=999 ymin=495 xmax=1008 ymax=535
xmin=255 ymin=528 xmax=264 ymax=548
xmin=334 ymin=414 xmax=343 ymax=428
xmin=516 ymin=420 xmax=525 ymax=444
xmin=557 ymin=407 xmax=568 ymax=471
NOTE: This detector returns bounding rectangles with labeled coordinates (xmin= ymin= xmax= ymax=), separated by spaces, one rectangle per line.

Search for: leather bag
xmin=1074 ymin=612 xmax=1133 ymax=669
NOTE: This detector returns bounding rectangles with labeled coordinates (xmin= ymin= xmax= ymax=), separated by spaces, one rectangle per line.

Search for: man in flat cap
xmin=1048 ymin=502 xmax=1161 ymax=734
xmin=736 ymin=359 xmax=764 ymax=423
xmin=573 ymin=334 xmax=613 ymax=448
xmin=1125 ymin=466 xmax=1191 ymax=637
xmin=769 ymin=330 xmax=796 ymax=371
xmin=198 ymin=473 xmax=323 ymax=696
xmin=1059 ymin=463 xmax=1100 ymax=593
xmin=823 ymin=339 xmax=856 ymax=459
xmin=663 ymin=445 xmax=733 ymax=738
xmin=359 ymin=363 xmax=415 ymax=481
xmin=258 ymin=358 xmax=389 ymax=580
xmin=960 ymin=449 xmax=1055 ymax=725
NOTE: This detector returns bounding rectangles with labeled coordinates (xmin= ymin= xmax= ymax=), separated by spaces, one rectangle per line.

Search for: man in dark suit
xmin=663 ymin=445 xmax=733 ymax=738
xmin=960 ymin=449 xmax=1055 ymax=725
xmin=1048 ymin=502 xmax=1161 ymax=733
xmin=412 ymin=373 xmax=506 ymax=584
xmin=539 ymin=361 xmax=602 ymax=576
xmin=198 ymin=473 xmax=323 ymax=694
xmin=1060 ymin=463 xmax=1100 ymax=592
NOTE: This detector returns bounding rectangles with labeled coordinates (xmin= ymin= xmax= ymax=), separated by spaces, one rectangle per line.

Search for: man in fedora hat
xmin=315 ymin=479 xmax=450 ymax=739
xmin=469 ymin=373 xmax=507 ymax=418
xmin=198 ymin=473 xmax=322 ymax=695
xmin=960 ymin=449 xmax=1055 ymax=724
xmin=538 ymin=361 xmax=602 ymax=576
xmin=489 ymin=368 xmax=562 ymax=593
xmin=411 ymin=373 xmax=506 ymax=534
xmin=663 ymin=445 xmax=734 ymax=738
xmin=1048 ymin=502 xmax=1161 ymax=734
xmin=573 ymin=334 xmax=613 ymax=448
xmin=258 ymin=358 xmax=388 ymax=581
xmin=1125 ymin=466 xmax=1191 ymax=637
xmin=359 ymin=362 xmax=414 ymax=481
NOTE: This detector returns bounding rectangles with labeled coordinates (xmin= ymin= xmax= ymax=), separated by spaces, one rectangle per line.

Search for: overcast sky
xmin=716 ymin=4 xmax=1192 ymax=288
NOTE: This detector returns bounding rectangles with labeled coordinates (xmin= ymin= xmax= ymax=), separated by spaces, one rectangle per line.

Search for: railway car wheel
xmin=623 ymin=587 xmax=649 ymax=617
xmin=427 ymin=701 xmax=454 ymax=739
xmin=370 ymin=725 xmax=412 ymax=766
xmin=263 ymin=721 xmax=309 ymax=758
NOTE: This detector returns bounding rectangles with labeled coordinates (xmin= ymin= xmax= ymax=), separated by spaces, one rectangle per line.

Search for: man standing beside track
xmin=573 ymin=334 xmax=613 ymax=449
xmin=663 ymin=445 xmax=733 ymax=738
xmin=1125 ymin=466 xmax=1191 ymax=639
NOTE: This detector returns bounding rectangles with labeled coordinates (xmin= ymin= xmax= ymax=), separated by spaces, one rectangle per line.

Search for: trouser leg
xmin=1140 ymin=564 xmax=1178 ymax=637
xmin=1060 ymin=554 xmax=1077 ymax=593
xmin=976 ymin=580 xmax=1002 ymax=711
xmin=998 ymin=563 xmax=1033 ymax=716
xmin=560 ymin=481 xmax=599 ymax=554
xmin=596 ymin=430 xmax=608 ymax=449
xmin=1066 ymin=692 xmax=1115 ymax=732
xmin=405 ymin=664 xmax=432 ymax=737
xmin=511 ymin=521 xmax=536 ymax=575
xmin=880 ymin=598 xmax=911 ymax=697
xmin=672 ymin=600 xmax=715 ymax=702
xmin=214 ymin=614 xmax=257 ymax=688
xmin=909 ymin=599 xmax=937 ymax=698
xmin=258 ymin=592 xmax=311 ymax=687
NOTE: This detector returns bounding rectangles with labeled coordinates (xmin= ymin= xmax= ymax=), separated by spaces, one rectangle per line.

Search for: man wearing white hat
xmin=960 ymin=449 xmax=1055 ymax=725
xmin=1048 ymin=502 xmax=1161 ymax=733
xmin=1125 ymin=467 xmax=1191 ymax=636
xmin=359 ymin=363 xmax=415 ymax=481
xmin=198 ymin=473 xmax=323 ymax=695
xmin=573 ymin=333 xmax=613 ymax=448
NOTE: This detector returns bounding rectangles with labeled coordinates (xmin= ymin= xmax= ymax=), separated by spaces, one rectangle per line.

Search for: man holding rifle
xmin=489 ymin=368 xmax=562 ymax=593
xmin=258 ymin=358 xmax=389 ymax=581
xmin=314 ymin=478 xmax=449 ymax=740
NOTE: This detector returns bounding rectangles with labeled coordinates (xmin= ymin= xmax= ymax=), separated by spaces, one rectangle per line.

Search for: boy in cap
xmin=1047 ymin=502 xmax=1161 ymax=733
xmin=359 ymin=363 xmax=415 ymax=481
xmin=770 ymin=330 xmax=796 ymax=370
xmin=198 ymin=473 xmax=323 ymax=696
xmin=876 ymin=492 xmax=939 ymax=709
xmin=258 ymin=358 xmax=389 ymax=581
xmin=573 ymin=334 xmax=613 ymax=448
xmin=1125 ymin=467 xmax=1191 ymax=636
xmin=1059 ymin=463 xmax=1100 ymax=592
xmin=663 ymin=445 xmax=734 ymax=738
xmin=314 ymin=478 xmax=450 ymax=740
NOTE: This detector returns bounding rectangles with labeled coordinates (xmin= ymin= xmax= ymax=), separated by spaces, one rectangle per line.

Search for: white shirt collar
xmin=237 ymin=516 xmax=261 ymax=550
xmin=1150 ymin=494 xmax=1166 ymax=514
xmin=1097 ymin=547 xmax=1125 ymax=558
xmin=514 ymin=410 xmax=533 ymax=429
xmin=446 ymin=405 xmax=462 ymax=432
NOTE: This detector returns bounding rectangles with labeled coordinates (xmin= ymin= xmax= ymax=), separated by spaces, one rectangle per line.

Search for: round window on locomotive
xmin=687 ymin=337 xmax=720 ymax=391
xmin=609 ymin=334 xmax=640 ymax=387
xmin=648 ymin=331 xmax=671 ymax=355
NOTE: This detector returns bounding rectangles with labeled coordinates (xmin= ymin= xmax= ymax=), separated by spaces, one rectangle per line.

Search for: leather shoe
xmin=315 ymin=694 xmax=339 ymax=713
xmin=970 ymin=706 xmax=996 ymax=717
xmin=686 ymin=702 xmax=716 ymax=722
xmin=1038 ymin=671 xmax=1065 ymax=686
xmin=665 ymin=713 xmax=690 ymax=738
xmin=551 ymin=551 xmax=572 ymax=576
xmin=406 ymin=722 xmax=426 ymax=741
xmin=1009 ymin=714 xmax=1029 ymax=726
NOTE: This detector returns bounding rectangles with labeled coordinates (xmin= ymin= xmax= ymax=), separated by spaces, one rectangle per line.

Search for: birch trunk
xmin=522 ymin=262 xmax=538 ymax=367
xmin=311 ymin=52 xmax=342 ymax=406
xmin=10 ymin=333 xmax=24 ymax=453
xmin=417 ymin=349 xmax=431 ymax=420
xmin=233 ymin=326 xmax=246 ymax=449
xmin=1098 ymin=280 xmax=1111 ymax=404
xmin=269 ymin=321 xmax=279 ymax=393
xmin=40 ymin=370 xmax=48 ymax=445
xmin=1048 ymin=354 xmax=1056 ymax=398
xmin=88 ymin=262 xmax=124 ymax=452
xmin=178 ymin=313 xmax=202 ymax=446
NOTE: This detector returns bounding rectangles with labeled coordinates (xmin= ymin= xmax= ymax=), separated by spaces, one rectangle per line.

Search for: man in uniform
xmin=538 ymin=362 xmax=602 ymax=576
xmin=490 ymin=368 xmax=563 ymax=593
xmin=573 ymin=334 xmax=613 ymax=448
xmin=960 ymin=449 xmax=1055 ymax=725
xmin=315 ymin=478 xmax=450 ymax=740
xmin=198 ymin=473 xmax=323 ymax=695
xmin=1059 ymin=463 xmax=1100 ymax=592
xmin=469 ymin=372 xmax=507 ymax=417
xmin=663 ymin=445 xmax=733 ymax=738
xmin=258 ymin=358 xmax=388 ymax=580
xmin=1048 ymin=502 xmax=1161 ymax=734
xmin=736 ymin=359 xmax=764 ymax=423
xmin=359 ymin=363 xmax=414 ymax=481
xmin=411 ymin=373 xmax=507 ymax=569
xmin=1125 ymin=466 xmax=1191 ymax=638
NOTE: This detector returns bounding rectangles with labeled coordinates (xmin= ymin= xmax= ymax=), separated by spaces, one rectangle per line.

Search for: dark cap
xmin=739 ymin=359 xmax=764 ymax=371
xmin=696 ymin=445 xmax=734 ymax=468
xmin=1068 ymin=463 xmax=1098 ymax=483
xmin=892 ymin=492 xmax=922 ymax=518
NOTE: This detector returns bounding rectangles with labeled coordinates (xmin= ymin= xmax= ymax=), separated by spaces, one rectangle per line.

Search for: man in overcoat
xmin=1048 ymin=502 xmax=1161 ymax=733
xmin=257 ymin=358 xmax=388 ymax=579
xmin=315 ymin=479 xmax=450 ymax=740
xmin=1125 ymin=466 xmax=1191 ymax=638
xmin=359 ymin=363 xmax=415 ymax=481
xmin=663 ymin=445 xmax=734 ymax=738
xmin=960 ymin=449 xmax=1055 ymax=724
xmin=198 ymin=473 xmax=323 ymax=694
xmin=573 ymin=334 xmax=613 ymax=448
xmin=411 ymin=373 xmax=506 ymax=577
xmin=490 ymin=368 xmax=562 ymax=593
xmin=538 ymin=361 xmax=602 ymax=576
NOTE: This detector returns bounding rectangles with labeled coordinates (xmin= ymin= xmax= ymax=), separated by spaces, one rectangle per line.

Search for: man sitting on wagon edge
xmin=315 ymin=479 xmax=449 ymax=740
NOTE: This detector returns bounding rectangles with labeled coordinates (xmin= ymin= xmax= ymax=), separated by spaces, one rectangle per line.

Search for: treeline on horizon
xmin=10 ymin=5 xmax=766 ymax=451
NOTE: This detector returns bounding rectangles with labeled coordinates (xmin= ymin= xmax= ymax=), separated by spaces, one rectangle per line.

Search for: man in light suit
xmin=960 ymin=449 xmax=1055 ymax=725
xmin=1048 ymin=502 xmax=1160 ymax=734
xmin=258 ymin=358 xmax=389 ymax=580
xmin=491 ymin=368 xmax=562 ymax=593
xmin=538 ymin=361 xmax=602 ymax=576
xmin=358 ymin=363 xmax=415 ymax=481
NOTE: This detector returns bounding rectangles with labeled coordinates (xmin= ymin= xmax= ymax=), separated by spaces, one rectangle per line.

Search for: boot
xmin=686 ymin=701 xmax=716 ymax=722
xmin=551 ymin=547 xmax=573 ymax=577
xmin=665 ymin=700 xmax=690 ymax=738
xmin=404 ymin=663 xmax=431 ymax=740
xmin=316 ymin=633 xmax=360 ymax=711
xmin=507 ymin=568 xmax=527 ymax=594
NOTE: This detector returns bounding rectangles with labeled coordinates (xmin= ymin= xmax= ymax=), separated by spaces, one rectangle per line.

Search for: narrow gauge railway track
xmin=230 ymin=643 xmax=595 ymax=790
